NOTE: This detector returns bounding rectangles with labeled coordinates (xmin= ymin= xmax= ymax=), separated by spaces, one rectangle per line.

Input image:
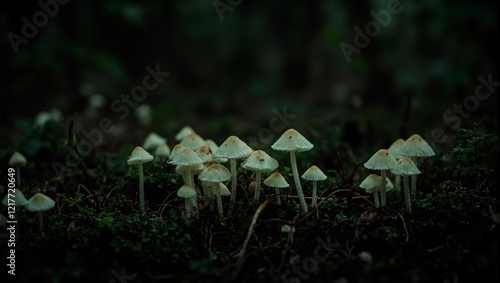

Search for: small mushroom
xmin=364 ymin=149 xmax=398 ymax=207
xmin=241 ymin=150 xmax=279 ymax=202
xmin=154 ymin=143 xmax=171 ymax=162
xmin=175 ymin=126 xmax=196 ymax=142
xmin=388 ymin=138 xmax=405 ymax=195
xmin=263 ymin=172 xmax=289 ymax=205
xmin=24 ymin=193 xmax=55 ymax=234
xmin=301 ymin=165 xmax=327 ymax=208
xmin=127 ymin=146 xmax=154 ymax=213
xmin=181 ymin=133 xmax=206 ymax=151
xmin=359 ymin=174 xmax=393 ymax=208
xmin=391 ymin=156 xmax=421 ymax=213
xmin=198 ymin=163 xmax=232 ymax=216
xmin=2 ymin=188 xmax=28 ymax=207
xmin=169 ymin=147 xmax=204 ymax=193
xmin=142 ymin=132 xmax=167 ymax=152
xmin=177 ymin=184 xmax=197 ymax=220
xmin=9 ymin=152 xmax=27 ymax=187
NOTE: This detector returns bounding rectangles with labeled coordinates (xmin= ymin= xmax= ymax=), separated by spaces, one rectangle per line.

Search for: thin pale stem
xmin=404 ymin=175 xmax=412 ymax=213
xmin=215 ymin=183 xmax=223 ymax=216
xmin=290 ymin=151 xmax=308 ymax=213
xmin=253 ymin=171 xmax=262 ymax=202
xmin=311 ymin=181 xmax=317 ymax=207
xmin=373 ymin=191 xmax=380 ymax=208
xmin=229 ymin=159 xmax=237 ymax=203
xmin=275 ymin=187 xmax=281 ymax=205
xmin=138 ymin=163 xmax=145 ymax=213
xmin=411 ymin=175 xmax=417 ymax=200
xmin=380 ymin=170 xmax=387 ymax=206
xmin=184 ymin=198 xmax=192 ymax=219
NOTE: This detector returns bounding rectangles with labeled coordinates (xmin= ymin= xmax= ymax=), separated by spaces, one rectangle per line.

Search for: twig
xmin=394 ymin=210 xmax=410 ymax=242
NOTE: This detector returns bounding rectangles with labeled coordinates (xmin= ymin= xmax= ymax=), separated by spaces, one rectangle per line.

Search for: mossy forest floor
xmin=1 ymin=122 xmax=499 ymax=283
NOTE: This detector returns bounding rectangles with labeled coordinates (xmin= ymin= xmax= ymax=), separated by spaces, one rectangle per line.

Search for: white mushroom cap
xmin=155 ymin=143 xmax=171 ymax=159
xmin=2 ymin=188 xmax=28 ymax=206
xmin=175 ymin=164 xmax=204 ymax=175
xmin=241 ymin=150 xmax=279 ymax=172
xmin=168 ymin=148 xmax=203 ymax=167
xmin=142 ymin=132 xmax=167 ymax=151
xmin=169 ymin=144 xmax=186 ymax=160
xmin=301 ymin=165 xmax=327 ymax=181
xmin=359 ymin=174 xmax=394 ymax=193
xmin=24 ymin=193 xmax=55 ymax=212
xmin=181 ymin=133 xmax=205 ymax=150
xmin=214 ymin=136 xmax=253 ymax=159
xmin=175 ymin=126 xmax=196 ymax=142
xmin=9 ymin=152 xmax=27 ymax=167
xmin=34 ymin=111 xmax=53 ymax=129
xmin=177 ymin=184 xmax=196 ymax=199
xmin=388 ymin=138 xmax=405 ymax=160
xmin=271 ymin=128 xmax=313 ymax=152
xmin=204 ymin=139 xmax=219 ymax=152
xmin=195 ymin=146 xmax=214 ymax=163
xmin=391 ymin=156 xmax=421 ymax=176
xmin=210 ymin=183 xmax=231 ymax=196
xmin=364 ymin=149 xmax=398 ymax=171
xmin=366 ymin=178 xmax=394 ymax=193
xmin=127 ymin=146 xmax=154 ymax=165
xmin=264 ymin=172 xmax=290 ymax=188
xmin=198 ymin=163 xmax=232 ymax=183
xmin=398 ymin=134 xmax=435 ymax=158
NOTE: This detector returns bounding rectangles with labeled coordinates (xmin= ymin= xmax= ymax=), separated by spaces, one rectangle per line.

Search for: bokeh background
xmin=1 ymin=0 xmax=498 ymax=153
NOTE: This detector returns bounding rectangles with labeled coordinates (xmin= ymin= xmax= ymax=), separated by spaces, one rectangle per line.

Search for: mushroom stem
xmin=138 ymin=163 xmax=145 ymax=213
xmin=411 ymin=175 xmax=417 ymax=200
xmin=229 ymin=159 xmax=237 ymax=204
xmin=17 ymin=166 xmax=21 ymax=187
xmin=184 ymin=198 xmax=192 ymax=219
xmin=373 ymin=191 xmax=380 ymax=208
xmin=311 ymin=181 xmax=318 ymax=207
xmin=275 ymin=187 xmax=281 ymax=205
xmin=38 ymin=211 xmax=44 ymax=233
xmin=380 ymin=170 xmax=387 ymax=206
xmin=215 ymin=183 xmax=223 ymax=216
xmin=404 ymin=175 xmax=412 ymax=213
xmin=290 ymin=151 xmax=308 ymax=213
xmin=202 ymin=182 xmax=211 ymax=205
xmin=253 ymin=171 xmax=262 ymax=202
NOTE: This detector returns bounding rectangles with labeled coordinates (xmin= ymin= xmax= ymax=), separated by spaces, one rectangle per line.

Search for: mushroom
xmin=2 ymin=188 xmax=29 ymax=206
xmin=204 ymin=139 xmax=227 ymax=163
xmin=134 ymin=104 xmax=153 ymax=126
xmin=213 ymin=136 xmax=253 ymax=205
xmin=175 ymin=126 xmax=196 ymax=142
xmin=363 ymin=149 xmax=398 ymax=207
xmin=169 ymin=147 xmax=204 ymax=195
xmin=24 ymin=193 xmax=55 ymax=233
xmin=177 ymin=184 xmax=197 ymax=220
xmin=198 ymin=163 xmax=232 ymax=216
xmin=9 ymin=152 xmax=27 ymax=187
xmin=195 ymin=146 xmax=214 ymax=164
xmin=391 ymin=156 xmax=421 ymax=213
xmin=142 ymin=132 xmax=167 ymax=152
xmin=154 ymin=143 xmax=171 ymax=162
xmin=169 ymin=144 xmax=187 ymax=161
xmin=263 ymin=172 xmax=289 ymax=205
xmin=359 ymin=174 xmax=394 ymax=208
xmin=388 ymin=138 xmax=405 ymax=195
xmin=398 ymin=134 xmax=435 ymax=199
xmin=301 ymin=165 xmax=327 ymax=208
xmin=241 ymin=150 xmax=279 ymax=202
xmin=127 ymin=146 xmax=154 ymax=213
xmin=210 ymin=183 xmax=231 ymax=215
xmin=271 ymin=129 xmax=313 ymax=213
xmin=181 ymin=133 xmax=206 ymax=151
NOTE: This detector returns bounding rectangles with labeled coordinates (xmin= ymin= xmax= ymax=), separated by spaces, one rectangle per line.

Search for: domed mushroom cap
xmin=388 ymin=139 xmax=405 ymax=160
xmin=271 ymin=128 xmax=313 ymax=152
xmin=364 ymin=149 xmax=398 ymax=170
xmin=169 ymin=144 xmax=186 ymax=160
xmin=366 ymin=177 xmax=394 ymax=193
xmin=198 ymin=163 xmax=232 ymax=183
xmin=177 ymin=184 xmax=196 ymax=199
xmin=359 ymin=174 xmax=393 ymax=193
xmin=301 ymin=165 xmax=327 ymax=181
xmin=210 ymin=183 xmax=231 ymax=196
xmin=2 ymin=188 xmax=28 ymax=206
xmin=241 ymin=150 xmax=279 ymax=172
xmin=181 ymin=133 xmax=205 ymax=150
xmin=175 ymin=126 xmax=196 ymax=142
xmin=196 ymin=146 xmax=214 ymax=163
xmin=264 ymin=172 xmax=290 ymax=188
xmin=155 ymin=143 xmax=171 ymax=158
xmin=127 ymin=146 xmax=154 ymax=165
xmin=168 ymin=148 xmax=203 ymax=167
xmin=204 ymin=139 xmax=219 ymax=152
xmin=24 ymin=193 xmax=55 ymax=212
xmin=398 ymin=134 xmax=435 ymax=158
xmin=142 ymin=132 xmax=167 ymax=151
xmin=175 ymin=163 xmax=204 ymax=175
xmin=391 ymin=156 xmax=421 ymax=176
xmin=9 ymin=152 xmax=27 ymax=167
xmin=214 ymin=136 xmax=253 ymax=159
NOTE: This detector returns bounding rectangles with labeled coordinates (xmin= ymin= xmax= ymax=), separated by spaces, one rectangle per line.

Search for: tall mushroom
xmin=127 ymin=146 xmax=154 ymax=213
xmin=391 ymin=156 xmax=421 ymax=213
xmin=271 ymin=129 xmax=313 ymax=213
xmin=241 ymin=150 xmax=279 ymax=202
xmin=24 ymin=192 xmax=55 ymax=234
xmin=9 ymin=152 xmax=27 ymax=187
xmin=363 ymin=149 xmax=398 ymax=207
xmin=398 ymin=134 xmax=435 ymax=199
xmin=263 ymin=172 xmax=289 ymax=205
xmin=198 ymin=163 xmax=232 ymax=216
xmin=213 ymin=136 xmax=253 ymax=204
xmin=387 ymin=138 xmax=405 ymax=196
xmin=301 ymin=165 xmax=327 ymax=208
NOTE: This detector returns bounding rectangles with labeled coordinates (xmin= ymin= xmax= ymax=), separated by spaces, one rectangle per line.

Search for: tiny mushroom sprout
xmin=127 ymin=146 xmax=154 ymax=213
xmin=24 ymin=192 xmax=55 ymax=233
xmin=198 ymin=163 xmax=232 ymax=216
xmin=388 ymin=138 xmax=405 ymax=193
xmin=155 ymin=143 xmax=171 ymax=162
xmin=241 ymin=150 xmax=279 ymax=202
xmin=359 ymin=174 xmax=394 ymax=208
xmin=391 ymin=156 xmax=421 ymax=213
xmin=177 ymin=184 xmax=197 ymax=220
xmin=181 ymin=133 xmax=206 ymax=151
xmin=263 ymin=172 xmax=289 ymax=205
xmin=9 ymin=152 xmax=27 ymax=187
xmin=142 ymin=132 xmax=167 ymax=152
xmin=213 ymin=136 xmax=253 ymax=205
xmin=363 ymin=149 xmax=398 ymax=207
xmin=398 ymin=134 xmax=435 ymax=199
xmin=175 ymin=125 xmax=196 ymax=142
xmin=301 ymin=165 xmax=327 ymax=208
xmin=271 ymin=128 xmax=314 ymax=213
